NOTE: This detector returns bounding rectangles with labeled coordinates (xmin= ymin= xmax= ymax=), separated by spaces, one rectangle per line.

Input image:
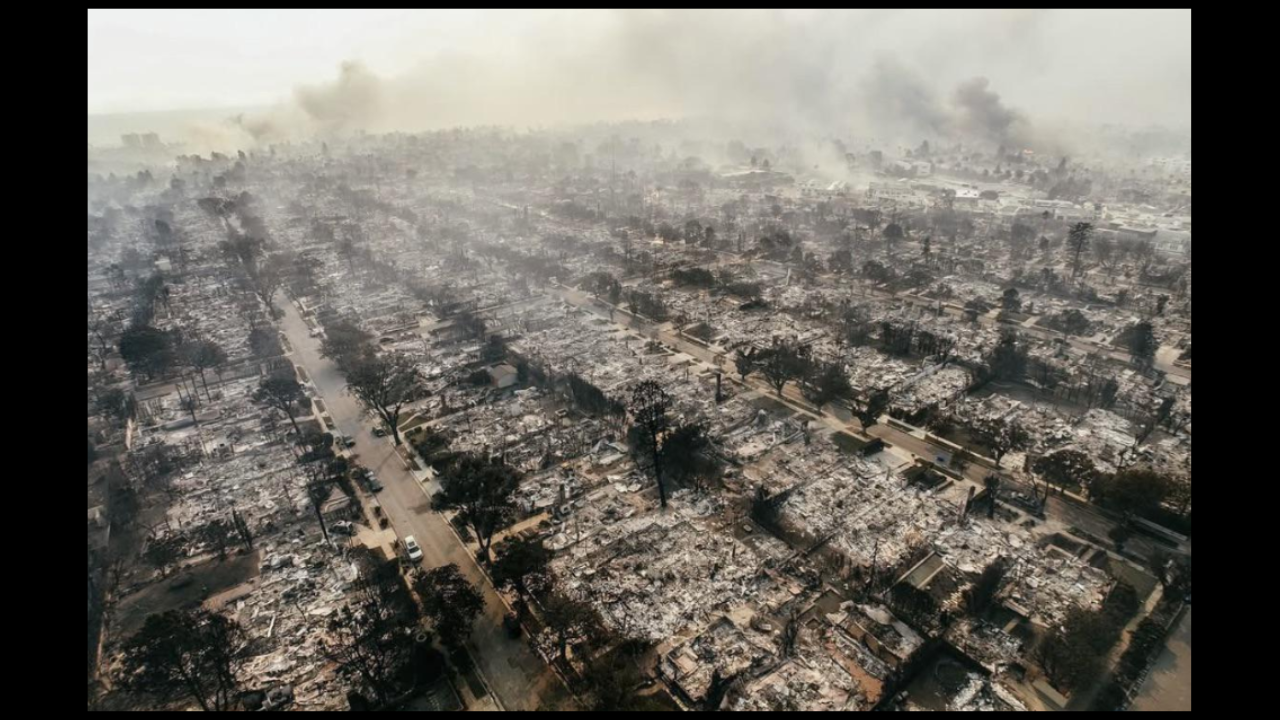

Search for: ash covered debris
xmin=88 ymin=12 xmax=1190 ymax=709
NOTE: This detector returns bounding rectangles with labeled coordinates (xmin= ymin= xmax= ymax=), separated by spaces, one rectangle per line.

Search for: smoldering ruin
xmin=87 ymin=8 xmax=1191 ymax=714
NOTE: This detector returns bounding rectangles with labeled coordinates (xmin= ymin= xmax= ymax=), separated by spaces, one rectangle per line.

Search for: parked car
xmin=372 ymin=427 xmax=388 ymax=438
xmin=404 ymin=536 xmax=424 ymax=562
xmin=332 ymin=521 xmax=355 ymax=536
xmin=367 ymin=475 xmax=385 ymax=493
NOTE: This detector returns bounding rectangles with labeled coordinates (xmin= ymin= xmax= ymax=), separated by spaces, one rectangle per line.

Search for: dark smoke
xmin=860 ymin=59 xmax=952 ymax=141
xmin=178 ymin=9 xmax=1185 ymax=156
xmin=952 ymin=77 xmax=1031 ymax=148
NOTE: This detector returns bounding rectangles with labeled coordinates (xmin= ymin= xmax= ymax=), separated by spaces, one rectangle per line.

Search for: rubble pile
xmin=892 ymin=366 xmax=972 ymax=416
xmin=730 ymin=634 xmax=876 ymax=713
xmin=228 ymin=545 xmax=359 ymax=711
xmin=661 ymin=617 xmax=777 ymax=704
xmin=556 ymin=514 xmax=786 ymax=642
xmin=89 ymin=120 xmax=1191 ymax=711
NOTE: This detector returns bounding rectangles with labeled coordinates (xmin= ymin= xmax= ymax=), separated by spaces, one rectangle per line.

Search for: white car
xmin=404 ymin=536 xmax=424 ymax=563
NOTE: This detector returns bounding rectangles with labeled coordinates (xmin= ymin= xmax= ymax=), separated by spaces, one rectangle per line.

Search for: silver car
xmin=404 ymin=536 xmax=424 ymax=562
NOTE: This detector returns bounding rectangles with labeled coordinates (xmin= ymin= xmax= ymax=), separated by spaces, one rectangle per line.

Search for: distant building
xmin=1054 ymin=205 xmax=1094 ymax=222
xmin=799 ymin=180 xmax=849 ymax=198
xmin=721 ymin=170 xmax=794 ymax=189
xmin=1152 ymin=229 xmax=1192 ymax=256
xmin=1097 ymin=223 xmax=1159 ymax=245
xmin=1027 ymin=198 xmax=1077 ymax=211
xmin=866 ymin=182 xmax=915 ymax=201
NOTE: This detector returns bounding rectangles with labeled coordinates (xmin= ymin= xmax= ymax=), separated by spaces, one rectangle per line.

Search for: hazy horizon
xmin=89 ymin=9 xmax=1190 ymax=147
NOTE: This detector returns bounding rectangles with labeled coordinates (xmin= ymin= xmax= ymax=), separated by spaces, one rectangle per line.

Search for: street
xmin=279 ymin=300 xmax=561 ymax=711
xmin=283 ymin=283 xmax=1179 ymax=711
xmin=1129 ymin=608 xmax=1192 ymax=712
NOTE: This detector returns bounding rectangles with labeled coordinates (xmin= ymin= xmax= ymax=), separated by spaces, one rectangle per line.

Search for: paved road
xmin=280 ymin=300 xmax=560 ymax=711
xmin=1129 ymin=608 xmax=1191 ymax=712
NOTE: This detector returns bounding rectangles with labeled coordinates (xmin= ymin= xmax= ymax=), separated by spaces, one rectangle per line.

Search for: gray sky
xmin=87 ymin=9 xmax=571 ymax=114
xmin=88 ymin=9 xmax=1190 ymax=132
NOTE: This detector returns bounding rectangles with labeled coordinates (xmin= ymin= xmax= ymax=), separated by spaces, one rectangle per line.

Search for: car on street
xmin=404 ymin=536 xmax=424 ymax=562
xmin=354 ymin=467 xmax=384 ymax=492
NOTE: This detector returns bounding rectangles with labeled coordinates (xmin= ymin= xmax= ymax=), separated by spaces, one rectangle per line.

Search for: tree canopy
xmin=416 ymin=564 xmax=485 ymax=653
xmin=431 ymin=454 xmax=520 ymax=562
xmin=344 ymin=353 xmax=419 ymax=445
xmin=118 ymin=609 xmax=248 ymax=712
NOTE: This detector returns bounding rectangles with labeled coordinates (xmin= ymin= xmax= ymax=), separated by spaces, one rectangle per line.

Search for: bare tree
xmin=733 ymin=345 xmax=758 ymax=381
xmin=185 ymin=340 xmax=228 ymax=401
xmin=1093 ymin=236 xmax=1121 ymax=282
xmin=1068 ymin=222 xmax=1093 ymax=280
xmin=249 ymin=255 xmax=285 ymax=314
xmin=629 ymin=380 xmax=672 ymax=508
xmin=758 ymin=341 xmax=808 ymax=397
xmin=254 ymin=370 xmax=307 ymax=435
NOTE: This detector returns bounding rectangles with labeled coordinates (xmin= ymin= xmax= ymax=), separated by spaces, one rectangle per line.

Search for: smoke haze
xmin=87 ymin=9 xmax=1191 ymax=153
